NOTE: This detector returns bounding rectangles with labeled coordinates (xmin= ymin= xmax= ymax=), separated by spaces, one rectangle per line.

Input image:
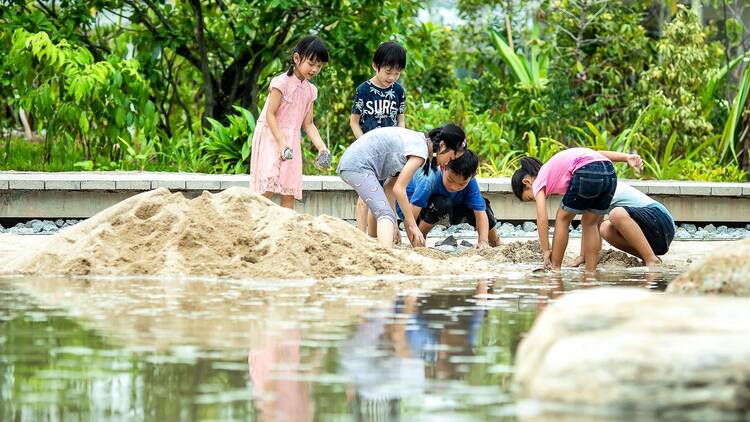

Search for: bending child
xmin=337 ymin=125 xmax=467 ymax=248
xmin=350 ymin=41 xmax=408 ymax=235
xmin=571 ymin=181 xmax=676 ymax=267
xmin=396 ymin=150 xmax=501 ymax=249
xmin=511 ymin=148 xmax=642 ymax=271
xmin=249 ymin=36 xmax=330 ymax=209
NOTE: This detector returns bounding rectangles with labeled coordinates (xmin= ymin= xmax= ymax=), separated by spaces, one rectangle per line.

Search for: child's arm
xmin=598 ymin=150 xmax=643 ymax=171
xmin=474 ymin=210 xmax=490 ymax=249
xmin=397 ymin=114 xmax=405 ymax=128
xmin=393 ymin=157 xmax=426 ymax=247
xmin=350 ymin=114 xmax=364 ymax=139
xmin=534 ymin=189 xmax=552 ymax=268
xmin=302 ymin=103 xmax=328 ymax=154
xmin=397 ymin=89 xmax=406 ymax=128
xmin=265 ymin=89 xmax=287 ymax=159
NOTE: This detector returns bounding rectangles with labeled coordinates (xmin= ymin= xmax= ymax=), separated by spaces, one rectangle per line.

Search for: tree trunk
xmin=188 ymin=0 xmax=216 ymax=124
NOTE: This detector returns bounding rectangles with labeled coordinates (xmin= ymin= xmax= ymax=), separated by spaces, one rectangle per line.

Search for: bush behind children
xmin=249 ymin=34 xmax=675 ymax=272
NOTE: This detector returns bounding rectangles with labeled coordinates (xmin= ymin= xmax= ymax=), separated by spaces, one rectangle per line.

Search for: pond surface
xmin=0 ymin=267 xmax=677 ymax=421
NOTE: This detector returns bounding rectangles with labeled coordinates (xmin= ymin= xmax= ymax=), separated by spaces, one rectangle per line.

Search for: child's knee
xmin=608 ymin=207 xmax=629 ymax=225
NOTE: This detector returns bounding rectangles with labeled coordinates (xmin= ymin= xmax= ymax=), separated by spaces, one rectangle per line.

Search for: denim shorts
xmin=621 ymin=204 xmax=675 ymax=255
xmin=418 ymin=195 xmax=497 ymax=228
xmin=561 ymin=161 xmax=617 ymax=215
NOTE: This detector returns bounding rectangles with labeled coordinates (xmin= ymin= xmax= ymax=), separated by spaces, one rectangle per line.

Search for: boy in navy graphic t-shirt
xmin=349 ymin=41 xmax=408 ymax=234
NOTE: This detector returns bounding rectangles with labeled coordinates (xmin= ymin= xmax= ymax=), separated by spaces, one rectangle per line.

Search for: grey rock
xmin=522 ymin=222 xmax=537 ymax=232
xmin=436 ymin=235 xmax=458 ymax=247
xmin=55 ymin=219 xmax=65 ymax=227
xmin=31 ymin=220 xmax=45 ymax=232
xmin=499 ymin=222 xmax=515 ymax=237
xmin=515 ymin=224 xmax=523 ymax=232
xmin=14 ymin=222 xmax=25 ymax=229
xmin=674 ymin=227 xmax=690 ymax=239
xmin=693 ymin=229 xmax=707 ymax=239
xmin=515 ymin=288 xmax=750 ymax=419
xmin=25 ymin=219 xmax=41 ymax=228
xmin=682 ymin=224 xmax=697 ymax=234
xmin=746 ymin=223 xmax=750 ymax=231
xmin=704 ymin=224 xmax=717 ymax=233
xmin=717 ymin=225 xmax=728 ymax=234
xmin=454 ymin=223 xmax=473 ymax=232
xmin=460 ymin=240 xmax=473 ymax=248
xmin=65 ymin=219 xmax=78 ymax=226
xmin=41 ymin=223 xmax=58 ymax=233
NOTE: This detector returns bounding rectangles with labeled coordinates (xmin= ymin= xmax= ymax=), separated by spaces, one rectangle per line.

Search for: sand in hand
xmin=2 ymin=188 xmax=452 ymax=279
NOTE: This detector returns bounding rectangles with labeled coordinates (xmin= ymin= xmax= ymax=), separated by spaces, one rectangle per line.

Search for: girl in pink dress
xmin=250 ymin=36 xmax=330 ymax=209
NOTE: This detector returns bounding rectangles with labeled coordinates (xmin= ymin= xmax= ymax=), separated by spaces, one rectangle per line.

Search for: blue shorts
xmin=561 ymin=161 xmax=616 ymax=215
xmin=621 ymin=204 xmax=675 ymax=255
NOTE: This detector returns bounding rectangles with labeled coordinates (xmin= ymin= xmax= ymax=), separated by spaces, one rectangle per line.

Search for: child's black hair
xmin=287 ymin=35 xmax=329 ymax=76
xmin=445 ymin=149 xmax=478 ymax=180
xmin=372 ymin=41 xmax=407 ymax=70
xmin=424 ymin=124 xmax=467 ymax=175
xmin=511 ymin=157 xmax=543 ymax=200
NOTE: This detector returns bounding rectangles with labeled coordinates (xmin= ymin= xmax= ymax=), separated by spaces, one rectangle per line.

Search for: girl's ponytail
xmin=511 ymin=157 xmax=543 ymax=200
xmin=423 ymin=124 xmax=467 ymax=175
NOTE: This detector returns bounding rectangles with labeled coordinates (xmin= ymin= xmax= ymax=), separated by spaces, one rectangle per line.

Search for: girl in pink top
xmin=250 ymin=36 xmax=330 ymax=209
xmin=511 ymin=148 xmax=643 ymax=271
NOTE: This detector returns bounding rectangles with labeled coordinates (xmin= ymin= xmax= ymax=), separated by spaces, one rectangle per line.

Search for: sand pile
xmin=598 ymin=250 xmax=642 ymax=267
xmin=411 ymin=240 xmax=545 ymax=264
xmin=2 ymin=188 xmax=441 ymax=279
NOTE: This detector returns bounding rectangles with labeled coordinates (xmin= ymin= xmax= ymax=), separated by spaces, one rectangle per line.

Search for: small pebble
xmin=55 ymin=219 xmax=65 ymax=227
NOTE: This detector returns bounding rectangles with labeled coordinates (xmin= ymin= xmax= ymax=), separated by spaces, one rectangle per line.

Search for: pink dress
xmin=250 ymin=73 xmax=318 ymax=200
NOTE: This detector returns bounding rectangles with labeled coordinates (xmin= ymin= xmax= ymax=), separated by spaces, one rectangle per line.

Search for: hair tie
xmin=461 ymin=139 xmax=467 ymax=148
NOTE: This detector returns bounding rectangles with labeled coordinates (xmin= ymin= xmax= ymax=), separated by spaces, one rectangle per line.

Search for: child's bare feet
xmin=643 ymin=256 xmax=662 ymax=267
xmin=570 ymin=255 xmax=585 ymax=267
xmin=488 ymin=229 xmax=501 ymax=247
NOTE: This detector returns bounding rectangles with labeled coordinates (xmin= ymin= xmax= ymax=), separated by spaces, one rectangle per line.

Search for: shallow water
xmin=0 ymin=266 xmax=677 ymax=421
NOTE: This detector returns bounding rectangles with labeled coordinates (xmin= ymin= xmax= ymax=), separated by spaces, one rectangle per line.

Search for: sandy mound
xmin=598 ymin=250 xmax=642 ymax=267
xmin=410 ymin=240 xmax=544 ymax=264
xmin=2 ymin=188 xmax=444 ymax=279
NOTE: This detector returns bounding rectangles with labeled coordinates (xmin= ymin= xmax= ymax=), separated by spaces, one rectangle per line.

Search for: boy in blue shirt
xmin=397 ymin=150 xmax=501 ymax=249
xmin=350 ymin=41 xmax=407 ymax=235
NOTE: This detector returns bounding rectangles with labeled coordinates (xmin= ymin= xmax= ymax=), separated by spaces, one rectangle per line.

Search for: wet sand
xmin=0 ymin=232 xmax=733 ymax=272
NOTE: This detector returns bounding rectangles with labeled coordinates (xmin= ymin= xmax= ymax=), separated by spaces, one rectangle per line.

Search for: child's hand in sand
xmin=406 ymin=224 xmax=425 ymax=247
xmin=475 ymin=240 xmax=489 ymax=250
xmin=543 ymin=250 xmax=552 ymax=269
xmin=570 ymin=255 xmax=585 ymax=267
xmin=393 ymin=224 xmax=402 ymax=245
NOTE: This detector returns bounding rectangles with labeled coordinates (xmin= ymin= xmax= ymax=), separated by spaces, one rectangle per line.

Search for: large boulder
xmin=667 ymin=238 xmax=750 ymax=296
xmin=514 ymin=288 xmax=750 ymax=420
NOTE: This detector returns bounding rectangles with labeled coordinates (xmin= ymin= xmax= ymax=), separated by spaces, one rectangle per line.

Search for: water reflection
xmin=0 ymin=266 xmax=678 ymax=420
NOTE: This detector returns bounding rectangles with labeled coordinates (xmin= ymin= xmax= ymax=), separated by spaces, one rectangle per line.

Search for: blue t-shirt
xmin=351 ymin=80 xmax=406 ymax=133
xmin=396 ymin=169 xmax=486 ymax=219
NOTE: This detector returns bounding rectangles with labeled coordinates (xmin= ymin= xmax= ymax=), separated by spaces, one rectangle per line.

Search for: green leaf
xmin=79 ymin=112 xmax=89 ymax=134
xmin=73 ymin=160 xmax=94 ymax=171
